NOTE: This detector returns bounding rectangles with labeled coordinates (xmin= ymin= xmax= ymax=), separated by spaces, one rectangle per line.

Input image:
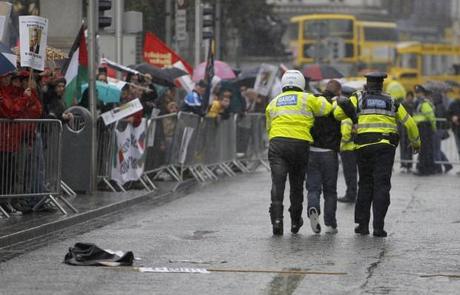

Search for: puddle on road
xmin=266 ymin=268 xmax=305 ymax=295
xmin=181 ymin=230 xmax=217 ymax=240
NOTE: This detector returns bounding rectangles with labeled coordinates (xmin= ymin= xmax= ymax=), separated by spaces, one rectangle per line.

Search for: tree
xmin=125 ymin=0 xmax=166 ymax=40
xmin=213 ymin=0 xmax=285 ymax=56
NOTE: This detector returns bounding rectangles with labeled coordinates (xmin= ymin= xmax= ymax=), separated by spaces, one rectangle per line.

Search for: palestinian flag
xmin=63 ymin=25 xmax=88 ymax=106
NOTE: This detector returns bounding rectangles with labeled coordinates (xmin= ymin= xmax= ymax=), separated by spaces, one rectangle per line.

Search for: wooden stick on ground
xmin=207 ymin=268 xmax=347 ymax=276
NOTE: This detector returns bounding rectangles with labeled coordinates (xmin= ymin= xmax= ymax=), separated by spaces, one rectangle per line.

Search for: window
xmin=398 ymin=53 xmax=417 ymax=69
xmin=288 ymin=23 xmax=299 ymax=40
xmin=363 ymin=27 xmax=398 ymax=42
xmin=303 ymin=19 xmax=354 ymax=40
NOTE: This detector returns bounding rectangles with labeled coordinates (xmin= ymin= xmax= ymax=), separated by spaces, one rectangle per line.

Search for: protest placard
xmin=19 ymin=15 xmax=48 ymax=71
xmin=254 ymin=63 xmax=278 ymax=97
xmin=100 ymin=98 xmax=143 ymax=126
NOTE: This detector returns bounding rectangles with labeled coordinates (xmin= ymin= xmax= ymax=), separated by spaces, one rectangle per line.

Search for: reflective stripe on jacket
xmin=340 ymin=118 xmax=356 ymax=151
xmin=334 ymin=92 xmax=421 ymax=149
xmin=266 ymin=90 xmax=333 ymax=142
xmin=413 ymin=99 xmax=436 ymax=131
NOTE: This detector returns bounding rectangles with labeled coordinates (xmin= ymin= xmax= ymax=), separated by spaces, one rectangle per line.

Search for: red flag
xmin=143 ymin=32 xmax=193 ymax=74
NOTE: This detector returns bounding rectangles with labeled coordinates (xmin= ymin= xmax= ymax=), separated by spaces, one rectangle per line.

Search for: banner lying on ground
xmin=19 ymin=15 xmax=48 ymax=71
xmin=111 ymin=119 xmax=146 ymax=185
xmin=143 ymin=32 xmax=193 ymax=74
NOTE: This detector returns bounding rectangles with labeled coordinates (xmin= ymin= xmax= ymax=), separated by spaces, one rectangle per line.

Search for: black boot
xmin=289 ymin=207 xmax=303 ymax=234
xmin=354 ymin=224 xmax=369 ymax=235
xmin=269 ymin=204 xmax=284 ymax=236
xmin=373 ymin=228 xmax=387 ymax=237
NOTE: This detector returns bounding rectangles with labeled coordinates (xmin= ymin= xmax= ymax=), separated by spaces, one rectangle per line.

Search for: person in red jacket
xmin=0 ymin=71 xmax=43 ymax=213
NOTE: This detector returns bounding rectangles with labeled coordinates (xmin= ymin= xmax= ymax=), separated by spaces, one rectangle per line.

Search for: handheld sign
xmin=19 ymin=15 xmax=48 ymax=71
xmin=100 ymin=98 xmax=144 ymax=126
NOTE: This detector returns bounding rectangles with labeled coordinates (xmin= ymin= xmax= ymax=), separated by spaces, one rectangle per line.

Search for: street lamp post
xmin=194 ymin=0 xmax=201 ymax=67
xmin=87 ymin=0 xmax=98 ymax=193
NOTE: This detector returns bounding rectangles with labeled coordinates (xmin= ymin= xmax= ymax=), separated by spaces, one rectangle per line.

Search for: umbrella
xmin=234 ymin=66 xmax=260 ymax=87
xmin=0 ymin=42 xmax=16 ymax=76
xmin=424 ymin=80 xmax=451 ymax=93
xmin=303 ymin=64 xmax=343 ymax=81
xmin=81 ymin=81 xmax=121 ymax=104
xmin=130 ymin=63 xmax=187 ymax=86
xmin=161 ymin=66 xmax=189 ymax=81
xmin=192 ymin=60 xmax=236 ymax=81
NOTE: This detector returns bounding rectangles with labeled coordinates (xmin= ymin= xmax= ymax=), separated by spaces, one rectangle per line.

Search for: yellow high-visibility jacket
xmin=340 ymin=118 xmax=356 ymax=152
xmin=413 ymin=99 xmax=437 ymax=131
xmin=334 ymin=91 xmax=421 ymax=149
xmin=266 ymin=91 xmax=333 ymax=142
xmin=385 ymin=80 xmax=406 ymax=102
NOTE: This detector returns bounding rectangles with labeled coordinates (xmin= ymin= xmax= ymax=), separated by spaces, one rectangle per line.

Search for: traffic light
xmin=201 ymin=3 xmax=214 ymax=39
xmin=98 ymin=0 xmax=112 ymax=30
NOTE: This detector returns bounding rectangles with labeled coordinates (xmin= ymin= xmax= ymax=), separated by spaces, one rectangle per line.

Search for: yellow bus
xmin=356 ymin=21 xmax=397 ymax=70
xmin=390 ymin=42 xmax=460 ymax=91
xmin=290 ymin=14 xmax=397 ymax=75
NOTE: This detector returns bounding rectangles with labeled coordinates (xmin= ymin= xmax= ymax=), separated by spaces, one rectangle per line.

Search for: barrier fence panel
xmin=144 ymin=112 xmax=269 ymax=185
xmin=96 ymin=119 xmax=124 ymax=192
xmin=236 ymin=114 xmax=269 ymax=170
xmin=144 ymin=113 xmax=181 ymax=182
xmin=0 ymin=119 xmax=77 ymax=217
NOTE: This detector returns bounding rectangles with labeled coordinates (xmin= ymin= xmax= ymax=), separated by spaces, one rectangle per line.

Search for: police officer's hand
xmin=352 ymin=124 xmax=358 ymax=133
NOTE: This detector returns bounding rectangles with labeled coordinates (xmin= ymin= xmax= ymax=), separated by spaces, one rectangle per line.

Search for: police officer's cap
xmin=364 ymin=72 xmax=387 ymax=82
xmin=414 ymin=84 xmax=431 ymax=94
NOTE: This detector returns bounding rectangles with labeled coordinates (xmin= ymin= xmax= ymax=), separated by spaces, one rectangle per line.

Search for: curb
xmin=0 ymin=179 xmax=198 ymax=249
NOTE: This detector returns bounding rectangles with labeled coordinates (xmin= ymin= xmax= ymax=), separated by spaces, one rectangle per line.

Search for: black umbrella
xmin=161 ymin=67 xmax=188 ymax=81
xmin=130 ymin=63 xmax=187 ymax=86
xmin=234 ymin=66 xmax=260 ymax=88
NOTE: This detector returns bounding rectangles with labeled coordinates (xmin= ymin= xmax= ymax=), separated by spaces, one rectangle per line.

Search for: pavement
xmin=1 ymin=167 xmax=460 ymax=294
xmin=0 ymin=180 xmax=195 ymax=250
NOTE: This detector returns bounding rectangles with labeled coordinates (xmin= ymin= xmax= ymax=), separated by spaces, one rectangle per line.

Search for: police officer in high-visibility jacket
xmin=334 ymin=72 xmax=421 ymax=237
xmin=413 ymin=85 xmax=437 ymax=175
xmin=338 ymin=117 xmax=358 ymax=203
xmin=266 ymin=70 xmax=333 ymax=235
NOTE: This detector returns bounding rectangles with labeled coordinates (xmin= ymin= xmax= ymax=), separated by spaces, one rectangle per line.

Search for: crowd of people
xmin=0 ymin=64 xmax=271 ymax=213
xmin=399 ymin=83 xmax=460 ymax=176
xmin=2 ymin=59 xmax=460 ymax=218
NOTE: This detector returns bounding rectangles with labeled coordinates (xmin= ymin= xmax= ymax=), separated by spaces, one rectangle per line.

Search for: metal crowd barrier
xmin=96 ymin=119 xmax=126 ymax=192
xmin=396 ymin=118 xmax=460 ymax=166
xmin=142 ymin=112 xmax=268 ymax=185
xmin=236 ymin=113 xmax=270 ymax=170
xmin=0 ymin=119 xmax=78 ymax=218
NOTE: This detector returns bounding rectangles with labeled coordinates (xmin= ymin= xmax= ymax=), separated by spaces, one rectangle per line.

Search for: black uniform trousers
xmin=416 ymin=122 xmax=436 ymax=175
xmin=268 ymin=137 xmax=309 ymax=220
xmin=340 ymin=150 xmax=357 ymax=200
xmin=355 ymin=143 xmax=395 ymax=230
xmin=398 ymin=123 xmax=413 ymax=169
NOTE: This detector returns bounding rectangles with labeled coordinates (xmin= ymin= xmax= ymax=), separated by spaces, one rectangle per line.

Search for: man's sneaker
xmin=272 ymin=219 xmax=283 ymax=236
xmin=373 ymin=229 xmax=387 ymax=237
xmin=354 ymin=224 xmax=370 ymax=235
xmin=324 ymin=225 xmax=338 ymax=234
xmin=291 ymin=217 xmax=303 ymax=234
xmin=337 ymin=196 xmax=355 ymax=203
xmin=308 ymin=208 xmax=321 ymax=234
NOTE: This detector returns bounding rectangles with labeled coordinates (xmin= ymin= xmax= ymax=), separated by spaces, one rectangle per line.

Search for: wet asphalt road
xmin=1 ymin=167 xmax=460 ymax=294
